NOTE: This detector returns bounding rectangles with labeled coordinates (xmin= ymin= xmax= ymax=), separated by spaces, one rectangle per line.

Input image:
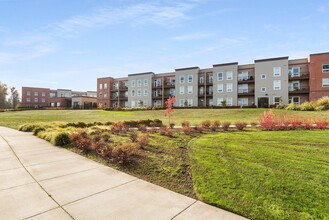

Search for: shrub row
xmin=104 ymin=105 xmax=257 ymax=111
xmin=277 ymin=97 xmax=329 ymax=111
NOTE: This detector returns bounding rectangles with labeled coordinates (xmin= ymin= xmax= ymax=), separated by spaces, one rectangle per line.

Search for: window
xmin=209 ymin=99 xmax=213 ymax=106
xmin=323 ymin=64 xmax=329 ymax=73
xmin=188 ymin=86 xmax=193 ymax=94
xmin=137 ymin=89 xmax=141 ymax=96
xmin=144 ymin=79 xmax=148 ymax=86
xmin=238 ymin=98 xmax=248 ymax=106
xmin=226 ymin=98 xmax=233 ymax=106
xmin=289 ymin=81 xmax=300 ymax=91
xmin=131 ymin=90 xmax=135 ymax=97
xmin=131 ymin=80 xmax=136 ymax=87
xmin=188 ymin=75 xmax=193 ymax=83
xmin=217 ymin=72 xmax=223 ymax=81
xmin=217 ymin=84 xmax=223 ymax=93
xmin=226 ymin=83 xmax=233 ymax=92
xmin=217 ymin=98 xmax=223 ymax=106
xmin=104 ymin=83 xmax=107 ymax=89
xmin=238 ymin=84 xmax=248 ymax=93
xmin=137 ymin=80 xmax=141 ymax=87
xmin=179 ymin=99 xmax=184 ymax=107
xmin=273 ymin=97 xmax=281 ymax=105
xmin=170 ymin=88 xmax=175 ymax=96
xmin=104 ymin=92 xmax=107 ymax=98
xmin=99 ymin=84 xmax=103 ymax=89
xmin=288 ymin=67 xmax=300 ymax=77
xmin=34 ymin=92 xmax=38 ymax=96
xmin=42 ymin=98 xmax=46 ymax=103
xmin=27 ymin=98 xmax=31 ymax=102
xmin=180 ymin=76 xmax=185 ymax=84
xmin=180 ymin=86 xmax=184 ymax=94
xmin=42 ymin=92 xmax=46 ymax=97
xmin=199 ymin=76 xmax=204 ymax=84
xmin=261 ymin=74 xmax=266 ymax=79
xmin=238 ymin=72 xmax=248 ymax=81
xmin=125 ymin=91 xmax=128 ymax=97
xmin=34 ymin=98 xmax=38 ymax=103
xmin=131 ymin=101 xmax=136 ymax=107
xmin=273 ymin=67 xmax=281 ymax=77
xmin=291 ymin=97 xmax=300 ymax=104
xmin=27 ymin=91 xmax=31 ymax=96
xmin=322 ymin=78 xmax=329 ymax=87
xmin=144 ymin=89 xmax=148 ymax=96
xmin=226 ymin=71 xmax=233 ymax=80
xmin=274 ymin=80 xmax=281 ymax=90
xmin=261 ymin=87 xmax=266 ymax=92
xmin=99 ymin=92 xmax=102 ymax=98
xmin=188 ymin=99 xmax=193 ymax=107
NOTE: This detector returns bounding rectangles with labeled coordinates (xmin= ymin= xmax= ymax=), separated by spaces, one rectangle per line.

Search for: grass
xmin=1 ymin=108 xmax=329 ymax=129
xmin=189 ymin=130 xmax=329 ymax=220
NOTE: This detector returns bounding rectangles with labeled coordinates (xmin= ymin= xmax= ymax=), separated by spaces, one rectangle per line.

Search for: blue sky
xmin=1 ymin=0 xmax=329 ymax=92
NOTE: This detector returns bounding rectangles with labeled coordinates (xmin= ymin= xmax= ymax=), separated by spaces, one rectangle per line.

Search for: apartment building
xmin=21 ymin=87 xmax=96 ymax=108
xmin=97 ymin=52 xmax=329 ymax=108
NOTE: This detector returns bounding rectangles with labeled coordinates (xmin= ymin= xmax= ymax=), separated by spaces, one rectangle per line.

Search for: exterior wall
xmin=127 ymin=73 xmax=153 ymax=107
xmin=72 ymin=96 xmax=97 ymax=109
xmin=56 ymin=89 xmax=72 ymax=98
xmin=97 ymin=77 xmax=112 ymax=108
xmin=21 ymin=87 xmax=50 ymax=108
xmin=197 ymin=70 xmax=214 ymax=107
xmin=255 ymin=57 xmax=289 ymax=107
xmin=174 ymin=67 xmax=199 ymax=107
xmin=213 ymin=63 xmax=238 ymax=106
xmin=309 ymin=52 xmax=329 ymax=100
xmin=49 ymin=97 xmax=71 ymax=108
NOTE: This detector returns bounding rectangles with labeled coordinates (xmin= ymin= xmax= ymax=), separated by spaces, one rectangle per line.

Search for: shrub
xmin=110 ymin=122 xmax=129 ymax=134
xmin=19 ymin=123 xmax=37 ymax=132
xmin=69 ymin=130 xmax=92 ymax=152
xmin=52 ymin=132 xmax=70 ymax=146
xmin=129 ymin=130 xmax=138 ymax=142
xmin=195 ymin=125 xmax=204 ymax=133
xmin=181 ymin=120 xmax=190 ymax=127
xmin=137 ymin=134 xmax=149 ymax=148
xmin=111 ymin=142 xmax=139 ymax=164
xmin=235 ymin=121 xmax=247 ymax=131
xmin=316 ymin=97 xmax=329 ymax=110
xmin=315 ymin=120 xmax=328 ymax=129
xmin=201 ymin=120 xmax=211 ymax=128
xmin=210 ymin=120 xmax=220 ymax=131
xmin=138 ymin=124 xmax=147 ymax=132
xmin=33 ymin=126 xmax=45 ymax=135
xmin=259 ymin=110 xmax=275 ymax=131
xmin=169 ymin=123 xmax=175 ymax=129
xmin=302 ymin=120 xmax=313 ymax=130
xmin=285 ymin=103 xmax=300 ymax=111
xmin=299 ymin=102 xmax=315 ymax=111
xmin=182 ymin=126 xmax=192 ymax=135
xmin=159 ymin=127 xmax=173 ymax=137
xmin=222 ymin=122 xmax=231 ymax=131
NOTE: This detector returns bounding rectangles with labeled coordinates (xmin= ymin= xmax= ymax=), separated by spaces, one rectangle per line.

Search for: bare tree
xmin=0 ymin=82 xmax=8 ymax=109
xmin=9 ymin=87 xmax=20 ymax=109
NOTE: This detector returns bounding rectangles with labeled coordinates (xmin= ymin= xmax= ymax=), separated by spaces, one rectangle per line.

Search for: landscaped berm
xmin=1 ymin=108 xmax=329 ymax=219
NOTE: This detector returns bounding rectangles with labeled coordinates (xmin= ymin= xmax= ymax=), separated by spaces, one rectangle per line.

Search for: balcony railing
xmin=238 ymin=89 xmax=255 ymax=96
xmin=238 ymin=76 xmax=254 ymax=83
xmin=288 ymin=87 xmax=309 ymax=93
xmin=288 ymin=73 xmax=309 ymax=80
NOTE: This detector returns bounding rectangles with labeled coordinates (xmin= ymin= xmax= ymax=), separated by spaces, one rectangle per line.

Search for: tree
xmin=9 ymin=87 xmax=19 ymax=109
xmin=164 ymin=97 xmax=176 ymax=127
xmin=0 ymin=82 xmax=8 ymax=109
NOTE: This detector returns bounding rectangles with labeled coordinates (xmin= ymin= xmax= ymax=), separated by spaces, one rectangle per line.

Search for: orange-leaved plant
xmin=164 ymin=97 xmax=176 ymax=127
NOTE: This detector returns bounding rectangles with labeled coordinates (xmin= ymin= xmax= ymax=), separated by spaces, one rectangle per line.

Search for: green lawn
xmin=189 ymin=130 xmax=329 ymax=220
xmin=1 ymin=108 xmax=329 ymax=129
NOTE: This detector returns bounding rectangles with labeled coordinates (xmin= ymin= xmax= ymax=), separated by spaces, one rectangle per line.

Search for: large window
xmin=188 ymin=75 xmax=193 ymax=83
xmin=188 ymin=99 xmax=193 ymax=107
xmin=179 ymin=99 xmax=184 ymax=107
xmin=288 ymin=67 xmax=300 ymax=77
xmin=144 ymin=89 xmax=148 ymax=96
xmin=217 ymin=84 xmax=223 ymax=93
xmin=144 ymin=79 xmax=148 ymax=86
xmin=34 ymin=92 xmax=38 ymax=96
xmin=42 ymin=92 xmax=46 ymax=97
xmin=27 ymin=91 xmax=31 ymax=96
xmin=238 ymin=72 xmax=248 ymax=81
xmin=34 ymin=98 xmax=38 ymax=103
xmin=137 ymin=80 xmax=141 ymax=87
xmin=323 ymin=64 xmax=329 ymax=73
xmin=274 ymin=80 xmax=281 ymax=90
xmin=217 ymin=72 xmax=223 ymax=81
xmin=99 ymin=84 xmax=103 ymax=89
xmin=217 ymin=98 xmax=223 ymax=106
xmin=238 ymin=98 xmax=248 ymax=106
xmin=104 ymin=83 xmax=107 ymax=89
xmin=226 ymin=83 xmax=233 ymax=92
xmin=27 ymin=98 xmax=31 ymax=102
xmin=131 ymin=80 xmax=135 ymax=87
xmin=226 ymin=98 xmax=233 ymax=106
xmin=180 ymin=86 xmax=184 ymax=94
xmin=42 ymin=98 xmax=46 ymax=103
xmin=273 ymin=67 xmax=281 ymax=77
xmin=238 ymin=84 xmax=248 ymax=93
xmin=131 ymin=101 xmax=136 ymax=107
xmin=226 ymin=71 xmax=233 ymax=80
xmin=188 ymin=86 xmax=193 ymax=94
xmin=290 ymin=97 xmax=300 ymax=104
xmin=322 ymin=78 xmax=329 ymax=87
xmin=137 ymin=89 xmax=141 ymax=96
xmin=180 ymin=76 xmax=185 ymax=84
xmin=273 ymin=96 xmax=281 ymax=105
xmin=131 ymin=90 xmax=135 ymax=97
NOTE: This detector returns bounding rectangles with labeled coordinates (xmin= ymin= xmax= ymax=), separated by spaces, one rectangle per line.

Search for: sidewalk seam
xmin=170 ymin=200 xmax=197 ymax=220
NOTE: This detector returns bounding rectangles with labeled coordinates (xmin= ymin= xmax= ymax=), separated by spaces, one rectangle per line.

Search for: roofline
xmin=309 ymin=52 xmax=329 ymax=56
xmin=97 ymin=77 xmax=113 ymax=80
xmin=175 ymin=66 xmax=199 ymax=71
xmin=128 ymin=72 xmax=154 ymax=76
xmin=213 ymin=62 xmax=238 ymax=67
xmin=22 ymin=86 xmax=50 ymax=90
xmin=255 ymin=56 xmax=289 ymax=63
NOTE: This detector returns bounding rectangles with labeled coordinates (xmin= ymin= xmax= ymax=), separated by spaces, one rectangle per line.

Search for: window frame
xmin=188 ymin=75 xmax=193 ymax=83
xmin=322 ymin=78 xmax=329 ymax=87
xmin=323 ymin=64 xmax=329 ymax=73
xmin=180 ymin=76 xmax=185 ymax=84
xmin=187 ymin=86 xmax=193 ymax=94
xmin=261 ymin=87 xmax=267 ymax=92
xmin=273 ymin=67 xmax=281 ymax=77
xmin=261 ymin=74 xmax=266 ymax=79
xmin=226 ymin=83 xmax=233 ymax=92
xmin=179 ymin=86 xmax=184 ymax=94
xmin=217 ymin=72 xmax=223 ymax=81
xmin=217 ymin=83 xmax=223 ymax=93
xmin=273 ymin=80 xmax=281 ymax=90
xmin=226 ymin=71 xmax=233 ymax=80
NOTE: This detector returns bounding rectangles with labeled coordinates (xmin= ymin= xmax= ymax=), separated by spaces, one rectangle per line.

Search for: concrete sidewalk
xmin=0 ymin=126 xmax=247 ymax=220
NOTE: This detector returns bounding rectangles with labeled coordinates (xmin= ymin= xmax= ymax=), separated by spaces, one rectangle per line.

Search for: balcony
xmin=110 ymin=96 xmax=118 ymax=100
xmin=288 ymin=73 xmax=309 ymax=80
xmin=110 ymin=87 xmax=119 ymax=91
xmin=288 ymin=87 xmax=309 ymax=94
xmin=119 ymin=96 xmax=128 ymax=100
xmin=238 ymin=89 xmax=255 ymax=96
xmin=238 ymin=76 xmax=254 ymax=84
xmin=164 ymin=82 xmax=175 ymax=88
xmin=120 ymin=86 xmax=128 ymax=91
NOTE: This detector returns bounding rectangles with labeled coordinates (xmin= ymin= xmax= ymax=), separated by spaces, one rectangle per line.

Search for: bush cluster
xmin=279 ymin=97 xmax=329 ymax=111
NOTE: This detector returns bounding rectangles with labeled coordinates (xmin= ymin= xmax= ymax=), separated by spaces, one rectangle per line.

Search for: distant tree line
xmin=0 ymin=81 xmax=20 ymax=109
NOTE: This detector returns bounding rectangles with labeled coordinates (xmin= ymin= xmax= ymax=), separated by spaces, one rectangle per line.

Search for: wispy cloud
xmin=0 ymin=26 xmax=9 ymax=34
xmin=169 ymin=32 xmax=215 ymax=41
xmin=317 ymin=4 xmax=329 ymax=13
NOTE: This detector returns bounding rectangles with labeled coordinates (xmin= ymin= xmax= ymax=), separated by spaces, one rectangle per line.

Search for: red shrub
xmin=302 ymin=120 xmax=313 ymax=130
xmin=110 ymin=122 xmax=129 ymax=134
xmin=315 ymin=120 xmax=328 ymax=129
xmin=222 ymin=122 xmax=231 ymax=131
xmin=181 ymin=120 xmax=190 ymax=127
xmin=138 ymin=124 xmax=147 ymax=132
xmin=259 ymin=110 xmax=275 ymax=130
xmin=137 ymin=134 xmax=149 ymax=148
xmin=159 ymin=127 xmax=173 ymax=137
xmin=195 ymin=125 xmax=204 ymax=133
xmin=111 ymin=142 xmax=139 ymax=164
xmin=201 ymin=120 xmax=211 ymax=128
xmin=235 ymin=121 xmax=247 ymax=131
xmin=182 ymin=126 xmax=192 ymax=135
xmin=210 ymin=120 xmax=220 ymax=131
